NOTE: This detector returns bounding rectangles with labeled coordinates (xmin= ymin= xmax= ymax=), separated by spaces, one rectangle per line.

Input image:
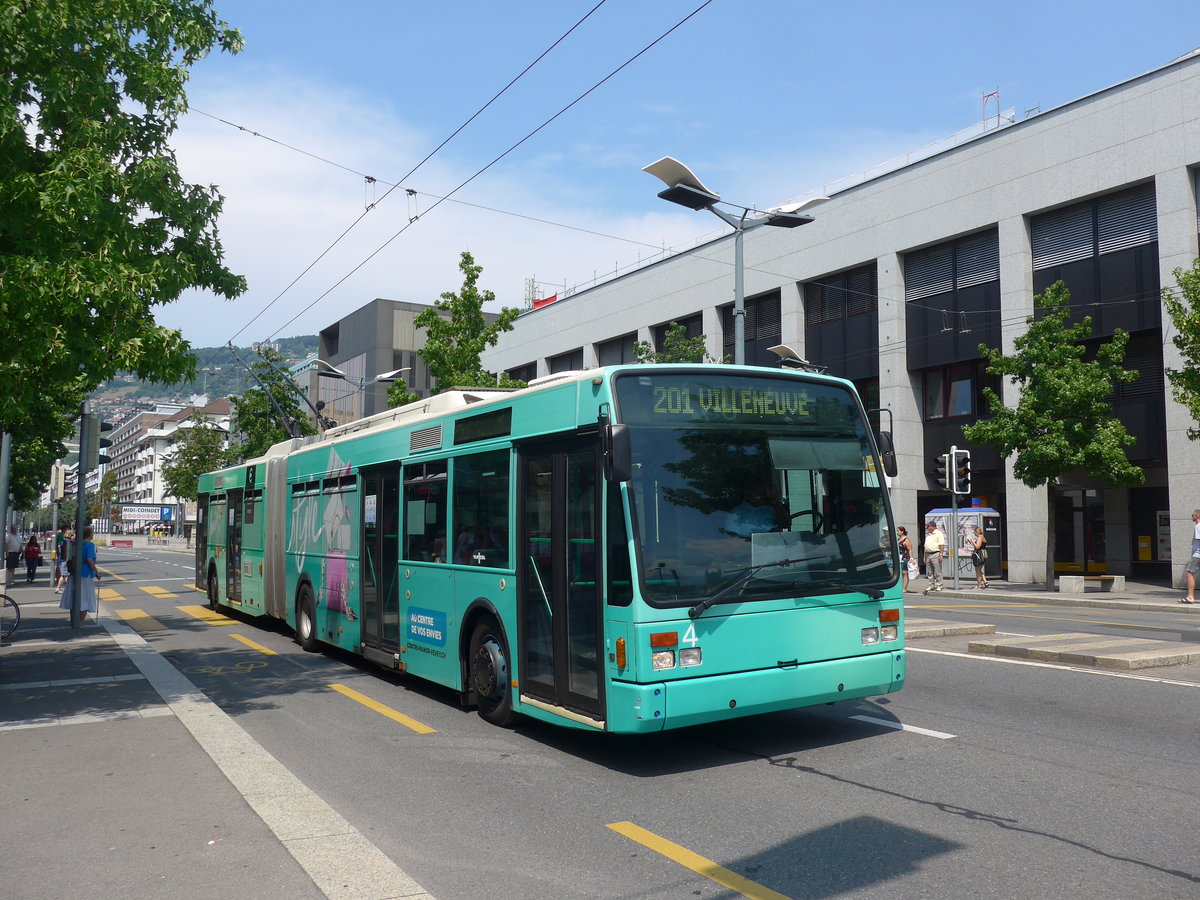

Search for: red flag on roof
xmin=532 ymin=293 xmax=558 ymax=309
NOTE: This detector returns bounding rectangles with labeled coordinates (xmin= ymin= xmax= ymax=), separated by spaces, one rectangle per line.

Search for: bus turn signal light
xmin=650 ymin=632 xmax=678 ymax=648
xmin=615 ymin=637 xmax=627 ymax=669
xmin=879 ymin=608 xmax=900 ymax=623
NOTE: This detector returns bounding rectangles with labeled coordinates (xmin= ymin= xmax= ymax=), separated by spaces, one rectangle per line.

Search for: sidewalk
xmin=0 ymin=582 xmax=433 ymax=900
xmin=906 ymin=573 xmax=1200 ymax=614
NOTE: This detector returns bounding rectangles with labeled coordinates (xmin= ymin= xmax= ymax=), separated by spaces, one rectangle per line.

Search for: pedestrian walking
xmin=59 ymin=526 xmax=100 ymax=624
xmin=4 ymin=524 xmax=21 ymax=584
xmin=923 ymin=520 xmax=946 ymax=594
xmin=23 ymin=535 xmax=41 ymax=583
xmin=970 ymin=526 xmax=988 ymax=590
xmin=1182 ymin=509 xmax=1200 ymax=604
xmin=898 ymin=526 xmax=916 ymax=592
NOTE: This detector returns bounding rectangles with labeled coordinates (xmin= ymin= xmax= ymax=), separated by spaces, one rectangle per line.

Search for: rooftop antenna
xmin=982 ymin=89 xmax=1001 ymax=128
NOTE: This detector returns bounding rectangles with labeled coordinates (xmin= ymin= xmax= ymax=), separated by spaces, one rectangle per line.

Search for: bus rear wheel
xmin=469 ymin=618 xmax=513 ymax=727
xmin=207 ymin=571 xmax=222 ymax=612
xmin=296 ymin=586 xmax=319 ymax=652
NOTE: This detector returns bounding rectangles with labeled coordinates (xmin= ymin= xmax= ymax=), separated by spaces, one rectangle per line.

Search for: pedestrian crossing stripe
xmin=178 ymin=605 xmax=237 ymax=626
xmin=99 ymin=588 xmax=123 ymax=602
xmin=139 ymin=585 xmax=179 ymax=599
xmin=114 ymin=608 xmax=168 ymax=631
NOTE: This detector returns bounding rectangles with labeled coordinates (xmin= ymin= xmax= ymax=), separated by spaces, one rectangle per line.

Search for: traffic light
xmin=82 ymin=414 xmax=114 ymax=469
xmin=953 ymin=448 xmax=972 ymax=495
xmin=934 ymin=452 xmax=950 ymax=489
xmin=50 ymin=464 xmax=66 ymax=501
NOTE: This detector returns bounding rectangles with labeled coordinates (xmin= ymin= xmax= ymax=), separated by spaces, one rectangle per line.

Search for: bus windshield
xmin=613 ymin=371 xmax=894 ymax=607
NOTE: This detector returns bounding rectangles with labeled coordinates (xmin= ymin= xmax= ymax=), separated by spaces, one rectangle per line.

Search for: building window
xmin=549 ymin=348 xmax=583 ymax=373
xmin=721 ymin=292 xmax=781 ymax=366
xmin=804 ymin=265 xmax=878 ymax=380
xmin=653 ymin=315 xmax=704 ymax=362
xmin=507 ymin=362 xmax=536 ymax=383
xmin=1031 ymin=183 xmax=1159 ymax=336
xmin=805 ymin=265 xmax=877 ymax=325
xmin=924 ymin=365 xmax=974 ymax=420
xmin=904 ymin=231 xmax=1001 ymax=370
xmin=597 ymin=333 xmax=638 ymax=366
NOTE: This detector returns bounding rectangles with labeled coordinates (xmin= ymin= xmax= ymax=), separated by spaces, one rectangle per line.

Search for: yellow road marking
xmin=329 ymin=683 xmax=436 ymax=734
xmin=607 ymin=822 xmax=793 ymax=900
xmin=178 ymin=604 xmax=238 ymax=626
xmin=139 ymin=585 xmax=179 ymax=599
xmin=97 ymin=566 xmax=126 ymax=582
xmin=114 ymin=608 xmax=168 ymax=631
xmin=911 ymin=605 xmax=1180 ymax=633
xmin=230 ymin=633 xmax=277 ymax=655
xmin=99 ymin=588 xmax=123 ymax=602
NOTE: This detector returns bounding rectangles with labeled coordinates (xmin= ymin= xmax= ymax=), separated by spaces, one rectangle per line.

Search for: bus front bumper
xmin=606 ymin=648 xmax=906 ymax=733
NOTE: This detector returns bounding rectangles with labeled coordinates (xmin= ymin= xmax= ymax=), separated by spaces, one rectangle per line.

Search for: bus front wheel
xmin=296 ymin=586 xmax=319 ymax=652
xmin=469 ymin=618 xmax=514 ymax=727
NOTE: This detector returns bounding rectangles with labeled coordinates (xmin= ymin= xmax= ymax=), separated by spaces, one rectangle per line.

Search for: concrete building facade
xmin=483 ymin=50 xmax=1200 ymax=587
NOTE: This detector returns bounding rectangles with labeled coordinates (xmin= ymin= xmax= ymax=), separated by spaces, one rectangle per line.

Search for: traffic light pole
xmin=70 ymin=402 xmax=91 ymax=628
xmin=949 ymin=444 xmax=960 ymax=591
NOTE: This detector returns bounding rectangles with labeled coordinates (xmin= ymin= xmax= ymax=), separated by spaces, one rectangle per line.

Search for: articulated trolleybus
xmin=197 ymin=364 xmax=904 ymax=733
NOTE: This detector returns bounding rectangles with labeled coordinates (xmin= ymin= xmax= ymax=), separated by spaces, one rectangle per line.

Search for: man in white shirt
xmin=923 ymin=521 xmax=946 ymax=594
xmin=1184 ymin=509 xmax=1200 ymax=604
xmin=4 ymin=524 xmax=21 ymax=586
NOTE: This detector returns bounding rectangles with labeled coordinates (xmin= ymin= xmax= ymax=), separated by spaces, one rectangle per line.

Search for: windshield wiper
xmin=793 ymin=579 xmax=885 ymax=600
xmin=688 ymin=558 xmax=799 ymax=619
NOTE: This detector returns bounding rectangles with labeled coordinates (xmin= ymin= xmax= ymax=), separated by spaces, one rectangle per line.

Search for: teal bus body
xmin=197 ymin=365 xmax=905 ymax=733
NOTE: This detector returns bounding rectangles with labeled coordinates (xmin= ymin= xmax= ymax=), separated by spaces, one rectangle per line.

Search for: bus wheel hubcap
xmin=473 ymin=638 xmax=506 ymax=698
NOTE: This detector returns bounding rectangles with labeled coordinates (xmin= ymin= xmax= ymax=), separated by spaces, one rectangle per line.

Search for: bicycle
xmin=0 ymin=592 xmax=19 ymax=640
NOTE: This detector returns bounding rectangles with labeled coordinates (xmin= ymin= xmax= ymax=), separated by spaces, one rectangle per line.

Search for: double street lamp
xmin=311 ymin=360 xmax=411 ymax=427
xmin=643 ymin=156 xmax=826 ymax=365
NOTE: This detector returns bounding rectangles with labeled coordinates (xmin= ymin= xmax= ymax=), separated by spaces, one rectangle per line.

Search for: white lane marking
xmin=851 ymin=714 xmax=956 ymax=739
xmin=909 ymin=646 xmax=1200 ymax=688
xmin=101 ymin=614 xmax=436 ymax=899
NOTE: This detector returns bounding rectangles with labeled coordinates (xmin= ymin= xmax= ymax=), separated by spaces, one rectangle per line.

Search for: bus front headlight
xmin=651 ymin=650 xmax=676 ymax=670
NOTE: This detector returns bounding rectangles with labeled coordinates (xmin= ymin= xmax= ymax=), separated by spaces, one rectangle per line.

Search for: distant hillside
xmin=93 ymin=335 xmax=319 ymax=414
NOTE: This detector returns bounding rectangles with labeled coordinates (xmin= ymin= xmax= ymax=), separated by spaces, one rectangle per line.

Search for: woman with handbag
xmin=971 ymin=526 xmax=988 ymax=590
xmin=897 ymin=526 xmax=916 ymax=592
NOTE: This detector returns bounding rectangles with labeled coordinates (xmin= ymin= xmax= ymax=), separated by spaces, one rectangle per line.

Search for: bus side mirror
xmin=604 ymin=424 xmax=631 ymax=482
xmin=877 ymin=430 xmax=898 ymax=478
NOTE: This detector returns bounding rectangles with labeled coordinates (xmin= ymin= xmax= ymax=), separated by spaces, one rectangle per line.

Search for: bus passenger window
xmin=451 ymin=449 xmax=510 ymax=569
xmin=403 ymin=461 xmax=448 ymax=563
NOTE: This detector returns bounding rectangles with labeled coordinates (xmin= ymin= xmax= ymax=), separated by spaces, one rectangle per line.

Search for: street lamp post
xmin=312 ymin=360 xmax=411 ymax=425
xmin=643 ymin=156 xmax=826 ymax=366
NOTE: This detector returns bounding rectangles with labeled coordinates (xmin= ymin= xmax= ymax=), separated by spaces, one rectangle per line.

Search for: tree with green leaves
xmin=1162 ymin=258 xmax=1200 ymax=440
xmin=385 ymin=378 xmax=421 ymax=408
xmin=412 ymin=251 xmax=522 ymax=394
xmin=228 ymin=348 xmax=315 ymax=459
xmin=0 ymin=0 xmax=245 ymax=499
xmin=963 ymin=281 xmax=1144 ymax=584
xmin=161 ymin=410 xmax=234 ymax=501
xmin=634 ymin=321 xmax=725 ymax=364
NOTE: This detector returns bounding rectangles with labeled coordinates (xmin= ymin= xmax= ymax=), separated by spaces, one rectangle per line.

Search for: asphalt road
xmin=83 ymin=548 xmax=1200 ymax=899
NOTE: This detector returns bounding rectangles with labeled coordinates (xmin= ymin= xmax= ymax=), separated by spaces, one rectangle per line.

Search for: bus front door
xmin=361 ymin=467 xmax=402 ymax=652
xmin=519 ymin=440 xmax=604 ymax=723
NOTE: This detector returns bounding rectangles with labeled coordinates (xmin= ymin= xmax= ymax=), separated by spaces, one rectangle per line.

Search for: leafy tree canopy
xmin=0 ymin=0 xmax=245 ymax=499
xmin=963 ymin=281 xmax=1144 ymax=488
xmin=228 ymin=348 xmax=315 ymax=459
xmin=161 ymin=410 xmax=233 ymax=501
xmin=412 ymin=251 xmax=522 ymax=393
xmin=634 ymin=322 xmax=725 ymax=364
xmin=1163 ymin=258 xmax=1200 ymax=441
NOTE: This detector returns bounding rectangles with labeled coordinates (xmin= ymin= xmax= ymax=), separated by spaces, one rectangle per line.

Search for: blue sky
xmin=163 ymin=0 xmax=1200 ymax=349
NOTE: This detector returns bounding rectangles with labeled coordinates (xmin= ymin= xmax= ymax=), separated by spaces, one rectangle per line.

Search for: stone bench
xmin=1058 ymin=574 xmax=1125 ymax=593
